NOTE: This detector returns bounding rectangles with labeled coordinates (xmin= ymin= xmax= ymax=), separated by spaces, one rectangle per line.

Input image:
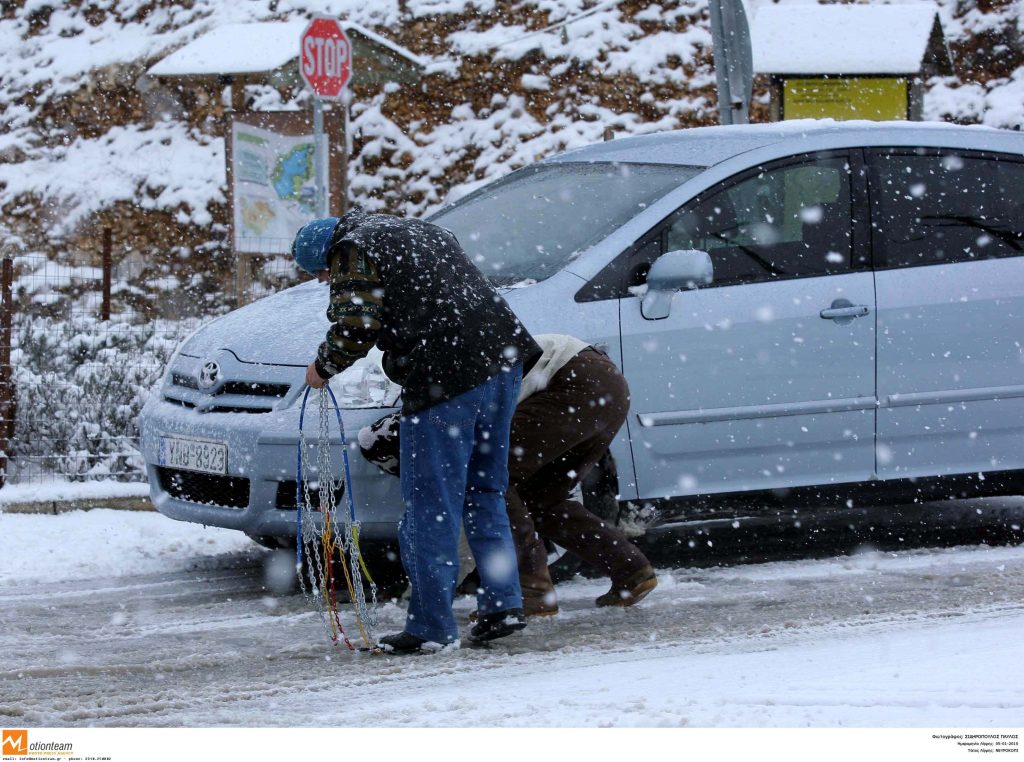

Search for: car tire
xmin=359 ymin=543 xmax=409 ymax=600
xmin=251 ymin=534 xmax=408 ymax=600
xmin=249 ymin=534 xmax=295 ymax=551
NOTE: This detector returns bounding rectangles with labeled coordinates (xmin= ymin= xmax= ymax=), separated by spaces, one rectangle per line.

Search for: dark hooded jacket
xmin=314 ymin=209 xmax=539 ymax=414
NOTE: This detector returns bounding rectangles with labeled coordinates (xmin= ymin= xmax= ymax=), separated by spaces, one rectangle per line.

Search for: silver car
xmin=139 ymin=120 xmax=1024 ymax=570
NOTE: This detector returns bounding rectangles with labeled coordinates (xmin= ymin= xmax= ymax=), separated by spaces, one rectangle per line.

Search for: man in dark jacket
xmin=291 ymin=209 xmax=539 ymax=653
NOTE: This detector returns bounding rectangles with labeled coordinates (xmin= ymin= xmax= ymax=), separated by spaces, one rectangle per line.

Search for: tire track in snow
xmin=3 ymin=542 xmax=1024 ymax=726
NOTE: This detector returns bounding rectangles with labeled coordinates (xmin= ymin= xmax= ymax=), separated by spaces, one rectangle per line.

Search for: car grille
xmin=219 ymin=382 xmax=290 ymax=398
xmin=157 ymin=467 xmax=250 ymax=509
xmin=171 ymin=373 xmax=199 ymax=390
xmin=203 ymin=405 xmax=274 ymax=414
xmin=275 ymin=480 xmax=346 ymax=511
xmin=163 ymin=379 xmax=292 ymax=414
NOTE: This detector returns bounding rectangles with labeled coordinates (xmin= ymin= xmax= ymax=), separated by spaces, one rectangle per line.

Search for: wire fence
xmin=0 ymin=241 xmax=307 ymax=486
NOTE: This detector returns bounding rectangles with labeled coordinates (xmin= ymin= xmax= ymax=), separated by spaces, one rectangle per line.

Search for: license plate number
xmin=159 ymin=436 xmax=228 ymax=475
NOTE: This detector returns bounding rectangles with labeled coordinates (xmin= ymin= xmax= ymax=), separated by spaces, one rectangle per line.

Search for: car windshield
xmin=428 ymin=162 xmax=700 ymax=285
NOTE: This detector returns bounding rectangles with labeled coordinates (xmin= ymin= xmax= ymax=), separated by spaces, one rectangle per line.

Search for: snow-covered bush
xmin=10 ymin=315 xmax=187 ymax=482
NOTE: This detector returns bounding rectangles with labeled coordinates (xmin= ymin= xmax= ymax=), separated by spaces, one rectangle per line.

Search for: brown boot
xmin=515 ymin=531 xmax=557 ymax=619
xmin=595 ymin=566 xmax=657 ymax=608
xmin=524 ymin=589 xmax=559 ymax=618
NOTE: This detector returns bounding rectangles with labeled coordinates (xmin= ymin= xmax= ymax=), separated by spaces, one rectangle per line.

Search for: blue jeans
xmin=398 ymin=367 xmax=524 ymax=643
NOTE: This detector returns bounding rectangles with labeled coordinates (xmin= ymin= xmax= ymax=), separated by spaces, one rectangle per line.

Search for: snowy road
xmin=1 ymin=505 xmax=1024 ymax=727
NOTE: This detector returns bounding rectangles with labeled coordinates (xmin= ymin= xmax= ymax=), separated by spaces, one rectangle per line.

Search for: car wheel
xmin=249 ymin=534 xmax=295 ymax=550
xmin=289 ymin=543 xmax=408 ymax=601
xmin=360 ymin=543 xmax=409 ymax=600
xmin=254 ymin=535 xmax=408 ymax=599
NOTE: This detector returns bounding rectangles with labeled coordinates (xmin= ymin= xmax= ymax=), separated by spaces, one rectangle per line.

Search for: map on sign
xmin=232 ymin=122 xmax=328 ymax=252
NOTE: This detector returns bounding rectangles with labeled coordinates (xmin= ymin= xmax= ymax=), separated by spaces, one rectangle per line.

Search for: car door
xmin=868 ymin=148 xmax=1024 ymax=480
xmin=618 ymin=152 xmax=877 ymax=500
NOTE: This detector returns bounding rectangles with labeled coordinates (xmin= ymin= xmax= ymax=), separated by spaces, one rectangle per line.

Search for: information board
xmin=782 ymin=77 xmax=909 ymax=121
xmin=230 ymin=121 xmax=330 ymax=254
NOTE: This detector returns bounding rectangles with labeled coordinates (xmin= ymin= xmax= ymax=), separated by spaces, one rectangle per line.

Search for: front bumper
xmin=139 ymin=395 xmax=404 ymax=542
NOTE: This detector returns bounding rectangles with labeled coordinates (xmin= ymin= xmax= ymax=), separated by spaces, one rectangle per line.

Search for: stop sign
xmin=300 ymin=17 xmax=352 ymax=99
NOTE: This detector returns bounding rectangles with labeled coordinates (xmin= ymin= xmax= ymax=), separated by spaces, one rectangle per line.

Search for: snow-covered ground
xmin=0 ymin=508 xmax=253 ymax=583
xmin=2 ymin=505 xmax=1024 ymax=727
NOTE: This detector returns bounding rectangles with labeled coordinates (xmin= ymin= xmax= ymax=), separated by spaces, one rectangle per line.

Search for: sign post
xmin=300 ymin=17 xmax=352 ymax=217
xmin=709 ymin=0 xmax=753 ymax=125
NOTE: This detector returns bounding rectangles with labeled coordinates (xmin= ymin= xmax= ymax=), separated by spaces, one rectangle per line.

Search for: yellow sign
xmin=783 ymin=77 xmax=908 ymax=121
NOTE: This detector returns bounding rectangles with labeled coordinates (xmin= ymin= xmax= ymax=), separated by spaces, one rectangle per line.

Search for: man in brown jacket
xmin=359 ymin=334 xmax=657 ymax=615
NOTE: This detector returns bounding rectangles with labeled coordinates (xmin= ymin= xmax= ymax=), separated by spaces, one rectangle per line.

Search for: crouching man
xmin=360 ymin=334 xmax=657 ymax=615
xmin=291 ymin=210 xmax=539 ymax=654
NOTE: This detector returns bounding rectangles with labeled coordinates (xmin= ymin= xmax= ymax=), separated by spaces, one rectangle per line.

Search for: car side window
xmin=869 ymin=151 xmax=1024 ymax=268
xmin=659 ymin=157 xmax=854 ymax=287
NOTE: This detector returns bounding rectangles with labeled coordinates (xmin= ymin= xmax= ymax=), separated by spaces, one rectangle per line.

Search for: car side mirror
xmin=641 ymin=249 xmax=713 ymax=320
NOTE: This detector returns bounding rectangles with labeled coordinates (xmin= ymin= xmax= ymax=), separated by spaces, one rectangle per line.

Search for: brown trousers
xmin=507 ymin=349 xmax=651 ymax=597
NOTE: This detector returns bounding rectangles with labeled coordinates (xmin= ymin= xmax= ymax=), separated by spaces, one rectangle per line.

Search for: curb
xmin=1 ymin=497 xmax=155 ymax=515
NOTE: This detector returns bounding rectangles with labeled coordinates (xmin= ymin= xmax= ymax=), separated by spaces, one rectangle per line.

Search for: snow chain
xmin=296 ymin=386 xmax=378 ymax=649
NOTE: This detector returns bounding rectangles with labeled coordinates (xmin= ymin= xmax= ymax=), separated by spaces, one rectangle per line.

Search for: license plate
xmin=159 ymin=436 xmax=228 ymax=475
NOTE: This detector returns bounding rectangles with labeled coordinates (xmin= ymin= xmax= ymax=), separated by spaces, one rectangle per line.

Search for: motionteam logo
xmin=2 ymin=729 xmax=28 ymax=756
xmin=2 ymin=729 xmax=73 ymax=758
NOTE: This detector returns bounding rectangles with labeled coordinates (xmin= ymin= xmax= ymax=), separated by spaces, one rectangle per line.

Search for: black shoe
xmin=467 ymin=608 xmax=527 ymax=644
xmin=375 ymin=631 xmax=458 ymax=655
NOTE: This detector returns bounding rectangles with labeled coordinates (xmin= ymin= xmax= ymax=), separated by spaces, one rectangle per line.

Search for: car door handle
xmin=820 ymin=299 xmax=870 ymax=321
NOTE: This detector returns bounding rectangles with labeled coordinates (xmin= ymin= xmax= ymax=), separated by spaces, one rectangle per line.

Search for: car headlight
xmin=328 ymin=348 xmax=401 ymax=408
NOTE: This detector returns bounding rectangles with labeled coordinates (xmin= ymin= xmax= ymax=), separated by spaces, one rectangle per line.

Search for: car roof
xmin=545 ymin=120 xmax=1024 ymax=169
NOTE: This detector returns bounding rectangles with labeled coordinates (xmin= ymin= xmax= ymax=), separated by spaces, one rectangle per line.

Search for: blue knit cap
xmin=291 ymin=217 xmax=339 ymax=274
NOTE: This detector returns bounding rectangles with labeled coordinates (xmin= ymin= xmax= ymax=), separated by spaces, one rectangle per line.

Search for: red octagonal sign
xmin=300 ymin=17 xmax=352 ymax=99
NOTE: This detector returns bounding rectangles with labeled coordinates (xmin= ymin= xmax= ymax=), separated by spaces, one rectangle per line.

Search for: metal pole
xmin=101 ymin=227 xmax=112 ymax=321
xmin=709 ymin=0 xmax=753 ymax=125
xmin=313 ymin=96 xmax=326 ymax=217
xmin=341 ymin=89 xmax=352 ymax=215
xmin=709 ymin=0 xmax=731 ymax=125
xmin=0 ymin=257 xmax=13 ymax=488
xmin=226 ymin=74 xmax=249 ymax=309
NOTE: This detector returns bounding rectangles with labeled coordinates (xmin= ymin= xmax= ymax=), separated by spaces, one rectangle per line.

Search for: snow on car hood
xmin=179 ymin=279 xmax=535 ymax=366
xmin=180 ymin=280 xmax=328 ymax=365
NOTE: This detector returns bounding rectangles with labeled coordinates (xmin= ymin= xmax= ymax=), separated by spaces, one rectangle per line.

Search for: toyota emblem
xmin=198 ymin=361 xmax=220 ymax=390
